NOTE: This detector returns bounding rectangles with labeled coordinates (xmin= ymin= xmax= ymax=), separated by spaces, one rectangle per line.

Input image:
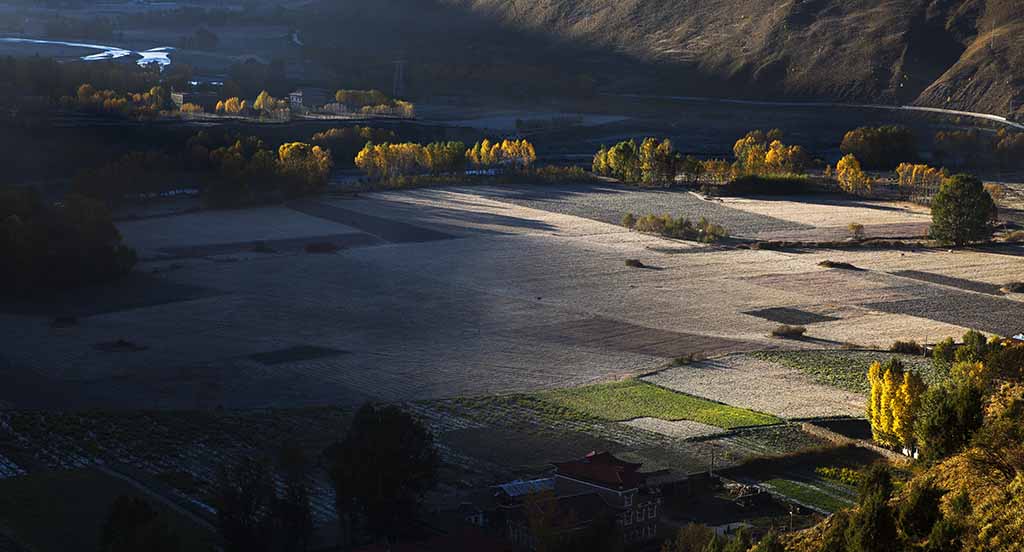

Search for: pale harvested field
xmin=3 ymin=185 xmax=1023 ymax=410
xmin=621 ymin=417 xmax=726 ymax=440
xmin=645 ymin=354 xmax=866 ymax=419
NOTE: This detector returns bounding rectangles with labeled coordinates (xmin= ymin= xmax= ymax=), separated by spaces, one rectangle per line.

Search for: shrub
xmin=890 ymin=340 xmax=925 ymax=355
xmin=771 ymin=325 xmax=807 ymax=338
xmin=624 ymin=259 xmax=646 ymax=268
xmin=848 ymin=222 xmax=866 ymax=241
xmin=815 ymin=466 xmax=862 ymax=487
xmin=929 ymin=174 xmax=996 ymax=246
xmin=621 ymin=212 xmax=637 ymax=229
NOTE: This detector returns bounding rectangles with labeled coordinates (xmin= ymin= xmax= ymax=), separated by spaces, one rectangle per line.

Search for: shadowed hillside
xmin=307 ymin=0 xmax=1024 ymax=118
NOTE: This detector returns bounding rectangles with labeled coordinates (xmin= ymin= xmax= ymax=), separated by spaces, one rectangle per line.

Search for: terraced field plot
xmin=750 ymin=350 xmax=941 ymax=394
xmin=645 ymin=354 xmax=866 ymax=419
xmin=540 ymin=379 xmax=780 ymax=429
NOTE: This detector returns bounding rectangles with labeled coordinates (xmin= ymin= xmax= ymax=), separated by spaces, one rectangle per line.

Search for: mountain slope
xmin=308 ymin=0 xmax=1024 ymax=118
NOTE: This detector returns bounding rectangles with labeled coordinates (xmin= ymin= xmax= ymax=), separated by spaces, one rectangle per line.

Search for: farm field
xmin=3 ymin=182 xmax=1021 ymax=536
xmin=2 ymin=184 xmax=1024 ymax=413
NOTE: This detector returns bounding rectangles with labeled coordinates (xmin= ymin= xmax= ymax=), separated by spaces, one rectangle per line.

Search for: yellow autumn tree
xmin=592 ymin=146 xmax=609 ymax=176
xmin=836 ymin=154 xmax=872 ymax=195
xmin=222 ymin=97 xmax=243 ymax=114
xmin=867 ymin=359 xmax=923 ymax=449
xmin=868 ymin=361 xmax=884 ymax=440
xmin=890 ymin=370 xmax=926 ymax=449
xmin=253 ymin=90 xmax=276 ymax=113
xmin=951 ymin=360 xmax=992 ymax=389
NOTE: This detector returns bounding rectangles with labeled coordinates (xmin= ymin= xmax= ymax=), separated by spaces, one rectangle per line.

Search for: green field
xmin=763 ymin=478 xmax=855 ymax=514
xmin=540 ymin=379 xmax=780 ymax=429
xmin=751 ymin=350 xmax=945 ymax=394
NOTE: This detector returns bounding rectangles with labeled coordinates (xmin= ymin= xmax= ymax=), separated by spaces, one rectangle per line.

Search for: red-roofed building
xmin=501 ymin=452 xmax=664 ymax=549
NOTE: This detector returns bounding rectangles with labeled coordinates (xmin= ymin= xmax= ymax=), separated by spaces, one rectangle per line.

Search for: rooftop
xmin=553 ymin=451 xmax=645 ymax=490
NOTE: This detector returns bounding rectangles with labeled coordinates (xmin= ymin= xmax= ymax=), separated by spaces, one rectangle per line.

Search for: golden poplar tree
xmin=890 ymin=371 xmax=925 ymax=449
xmin=868 ymin=361 xmax=884 ymax=440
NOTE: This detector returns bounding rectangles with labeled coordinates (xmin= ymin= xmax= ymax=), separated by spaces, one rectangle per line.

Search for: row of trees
xmin=353 ymin=138 xmax=539 ymax=181
xmin=933 ymin=128 xmax=1024 ymax=169
xmin=592 ymin=131 xmax=812 ymax=191
xmin=63 ymin=83 xmax=169 ymax=117
xmin=311 ymin=127 xmax=397 ymax=165
xmin=331 ymin=89 xmax=416 ymax=118
xmin=895 ymin=163 xmax=948 ymax=203
xmin=215 ymin=90 xmax=289 ymax=118
xmin=355 ymin=141 xmax=466 ymax=180
xmin=867 ymin=359 xmax=926 ymax=450
xmin=467 ymin=138 xmax=537 ymax=170
xmin=74 ymin=131 xmax=333 ymax=207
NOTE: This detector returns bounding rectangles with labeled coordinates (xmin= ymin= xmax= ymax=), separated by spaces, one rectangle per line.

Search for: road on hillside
xmin=611 ymin=94 xmax=1024 ymax=131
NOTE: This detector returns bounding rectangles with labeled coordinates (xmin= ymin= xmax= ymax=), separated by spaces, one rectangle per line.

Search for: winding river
xmin=0 ymin=37 xmax=174 ymax=68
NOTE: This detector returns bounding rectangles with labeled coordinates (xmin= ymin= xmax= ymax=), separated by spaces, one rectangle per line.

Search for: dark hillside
xmin=305 ymin=0 xmax=1024 ymax=118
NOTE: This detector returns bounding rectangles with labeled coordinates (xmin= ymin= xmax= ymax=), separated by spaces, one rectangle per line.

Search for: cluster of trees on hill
xmin=801 ymin=334 xmax=1024 ymax=552
xmin=0 ymin=186 xmax=136 ymax=293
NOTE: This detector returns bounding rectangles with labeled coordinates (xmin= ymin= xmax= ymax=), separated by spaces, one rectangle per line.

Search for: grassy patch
xmin=763 ymin=478 xmax=855 ymax=513
xmin=540 ymin=379 xmax=779 ymax=429
xmin=751 ymin=350 xmax=944 ymax=395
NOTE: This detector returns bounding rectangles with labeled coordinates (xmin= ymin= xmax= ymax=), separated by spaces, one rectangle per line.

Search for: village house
xmin=496 ymin=452 xmax=665 ymax=550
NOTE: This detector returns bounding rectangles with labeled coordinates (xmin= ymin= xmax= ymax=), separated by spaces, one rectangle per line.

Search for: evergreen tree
xmin=929 ymin=174 xmax=996 ymax=246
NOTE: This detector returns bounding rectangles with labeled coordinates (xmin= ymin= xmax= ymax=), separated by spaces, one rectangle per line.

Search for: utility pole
xmin=392 ymin=59 xmax=407 ymax=99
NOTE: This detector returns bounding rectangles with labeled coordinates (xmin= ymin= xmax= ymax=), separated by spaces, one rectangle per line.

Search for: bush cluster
xmin=622 ymin=213 xmax=728 ymax=243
